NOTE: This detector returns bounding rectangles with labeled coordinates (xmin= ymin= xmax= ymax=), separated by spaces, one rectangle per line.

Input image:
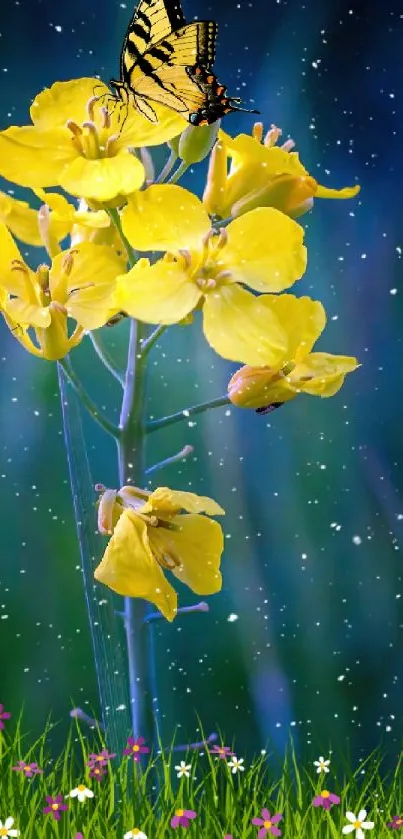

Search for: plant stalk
xmin=117 ymin=319 xmax=149 ymax=740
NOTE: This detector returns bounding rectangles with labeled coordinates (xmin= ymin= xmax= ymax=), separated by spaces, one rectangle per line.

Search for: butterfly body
xmin=110 ymin=0 xmax=258 ymax=124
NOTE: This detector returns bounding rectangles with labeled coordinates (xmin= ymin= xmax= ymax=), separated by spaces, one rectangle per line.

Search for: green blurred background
xmin=0 ymin=0 xmax=402 ymax=770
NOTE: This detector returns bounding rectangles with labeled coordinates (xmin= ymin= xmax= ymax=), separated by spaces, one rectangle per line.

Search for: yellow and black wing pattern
xmin=110 ymin=0 xmax=258 ymax=124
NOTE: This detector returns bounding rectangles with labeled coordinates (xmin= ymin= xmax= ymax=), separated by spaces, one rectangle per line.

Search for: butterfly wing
xmin=112 ymin=0 xmax=258 ymax=124
xmin=120 ymin=0 xmax=186 ymax=79
xmin=124 ymin=20 xmax=238 ymax=124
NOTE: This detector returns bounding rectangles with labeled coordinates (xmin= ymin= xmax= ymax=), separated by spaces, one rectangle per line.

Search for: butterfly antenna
xmin=229 ymin=97 xmax=260 ymax=115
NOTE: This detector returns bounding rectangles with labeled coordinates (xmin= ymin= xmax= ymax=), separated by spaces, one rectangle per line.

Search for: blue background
xmin=0 ymin=0 xmax=402 ymax=769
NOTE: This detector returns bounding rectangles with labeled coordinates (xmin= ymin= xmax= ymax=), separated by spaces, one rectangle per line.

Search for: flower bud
xmin=178 ymin=122 xmax=220 ymax=165
xmin=202 ymin=140 xmax=228 ymax=216
xmin=228 ymin=365 xmax=295 ymax=410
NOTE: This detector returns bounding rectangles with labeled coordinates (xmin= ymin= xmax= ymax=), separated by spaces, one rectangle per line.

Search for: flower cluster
xmin=0 ymin=77 xmax=360 ymax=614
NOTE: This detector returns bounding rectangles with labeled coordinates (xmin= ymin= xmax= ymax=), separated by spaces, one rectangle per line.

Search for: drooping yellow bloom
xmin=0 ymin=189 xmax=70 ymax=247
xmin=117 ymin=184 xmax=307 ymax=365
xmin=0 ymin=223 xmax=125 ymax=360
xmin=228 ymin=294 xmax=359 ymax=410
xmin=0 ymin=78 xmax=187 ymax=203
xmin=94 ymin=484 xmax=225 ymax=621
xmin=203 ymin=122 xmax=361 ymax=219
xmin=35 ymin=190 xmax=124 ymax=255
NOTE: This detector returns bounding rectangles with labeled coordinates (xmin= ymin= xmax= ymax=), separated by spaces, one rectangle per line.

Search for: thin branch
xmin=59 ymin=357 xmax=120 ymax=439
xmin=168 ymin=161 xmax=189 ymax=184
xmin=156 ymin=149 xmax=178 ymax=184
xmin=147 ymin=395 xmax=231 ymax=434
xmin=140 ymin=324 xmax=168 ymax=358
xmin=143 ymin=602 xmax=209 ymax=624
xmin=145 ymin=444 xmax=194 ymax=476
xmin=88 ymin=331 xmax=125 ymax=386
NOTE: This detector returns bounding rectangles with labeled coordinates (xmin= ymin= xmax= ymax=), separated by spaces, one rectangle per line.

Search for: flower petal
xmin=60 ymin=152 xmax=145 ymax=202
xmin=50 ymin=242 xmax=125 ymax=329
xmin=5 ymin=298 xmax=51 ymax=329
xmin=148 ymin=514 xmax=223 ymax=595
xmin=219 ymin=208 xmax=307 ymax=293
xmin=345 ymin=813 xmax=357 ymax=823
xmin=94 ymin=510 xmax=177 ymax=621
xmin=293 ymin=352 xmax=359 ymax=396
xmin=202 ymin=284 xmax=287 ymax=366
xmin=121 ymin=185 xmax=210 ymax=252
xmin=0 ymin=191 xmax=43 ymax=246
xmin=315 ymin=183 xmax=360 ymax=200
xmin=265 ymin=294 xmax=326 ymax=361
xmin=118 ymin=258 xmax=201 ymax=325
xmin=0 ymin=126 xmax=76 ymax=189
xmin=144 ymin=487 xmax=225 ymax=516
xmin=342 ymin=827 xmax=355 ymax=835
xmin=30 ymin=78 xmax=110 ymax=128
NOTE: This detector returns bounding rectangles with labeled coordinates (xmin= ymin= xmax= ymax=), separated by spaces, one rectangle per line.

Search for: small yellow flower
xmin=0 ymin=78 xmax=187 ymax=203
xmin=35 ymin=190 xmax=124 ymax=255
xmin=117 ymin=184 xmax=307 ymax=365
xmin=203 ymin=122 xmax=360 ymax=219
xmin=0 ymin=189 xmax=70 ymax=248
xmin=94 ymin=484 xmax=225 ymax=621
xmin=0 ymin=223 xmax=124 ymax=360
xmin=228 ymin=295 xmax=359 ymax=410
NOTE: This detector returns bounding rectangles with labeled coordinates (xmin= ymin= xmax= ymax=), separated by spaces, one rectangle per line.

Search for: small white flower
xmin=342 ymin=809 xmax=374 ymax=839
xmin=123 ymin=830 xmax=148 ymax=839
xmin=68 ymin=784 xmax=94 ymax=803
xmin=313 ymin=756 xmax=330 ymax=773
xmin=227 ymin=756 xmax=245 ymax=774
xmin=175 ymin=760 xmax=191 ymax=778
xmin=0 ymin=817 xmax=20 ymax=837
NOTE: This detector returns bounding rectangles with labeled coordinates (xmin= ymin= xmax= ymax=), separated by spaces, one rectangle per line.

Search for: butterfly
xmin=109 ymin=0 xmax=259 ymax=125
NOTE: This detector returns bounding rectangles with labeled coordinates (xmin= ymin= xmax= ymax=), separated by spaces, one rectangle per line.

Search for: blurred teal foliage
xmin=0 ymin=0 xmax=402 ymax=770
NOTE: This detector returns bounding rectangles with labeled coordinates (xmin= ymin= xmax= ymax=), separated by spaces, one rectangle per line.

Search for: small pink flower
xmin=387 ymin=816 xmax=403 ymax=829
xmin=252 ymin=809 xmax=283 ymax=838
xmin=12 ymin=760 xmax=42 ymax=777
xmin=171 ymin=809 xmax=197 ymax=829
xmin=43 ymin=794 xmax=68 ymax=821
xmin=312 ymin=790 xmax=340 ymax=810
xmin=87 ymin=748 xmax=116 ymax=768
xmin=209 ymin=745 xmax=235 ymax=759
xmin=0 ymin=704 xmax=11 ymax=730
xmin=88 ymin=764 xmax=107 ymax=782
xmin=123 ymin=736 xmax=150 ymax=762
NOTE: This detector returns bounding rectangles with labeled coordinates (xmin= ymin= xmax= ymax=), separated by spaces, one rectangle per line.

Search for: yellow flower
xmin=117 ymin=184 xmax=307 ymax=365
xmin=0 ymin=223 xmax=124 ymax=360
xmin=0 ymin=78 xmax=187 ymax=203
xmin=35 ymin=190 xmax=124 ymax=255
xmin=0 ymin=189 xmax=70 ymax=247
xmin=94 ymin=484 xmax=225 ymax=621
xmin=203 ymin=122 xmax=361 ymax=219
xmin=228 ymin=295 xmax=359 ymax=410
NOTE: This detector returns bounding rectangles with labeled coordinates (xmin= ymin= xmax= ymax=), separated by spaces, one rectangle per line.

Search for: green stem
xmin=168 ymin=161 xmax=189 ymax=184
xmin=59 ymin=356 xmax=120 ymax=439
xmin=140 ymin=324 xmax=167 ymax=358
xmin=118 ymin=319 xmax=149 ymax=739
xmin=107 ymin=207 xmax=137 ymax=266
xmin=88 ymin=331 xmax=125 ymax=386
xmin=147 ymin=395 xmax=231 ymax=434
xmin=156 ymin=149 xmax=178 ymax=184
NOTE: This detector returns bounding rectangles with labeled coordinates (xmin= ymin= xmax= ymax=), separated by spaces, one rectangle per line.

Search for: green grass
xmin=0 ymin=717 xmax=402 ymax=838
